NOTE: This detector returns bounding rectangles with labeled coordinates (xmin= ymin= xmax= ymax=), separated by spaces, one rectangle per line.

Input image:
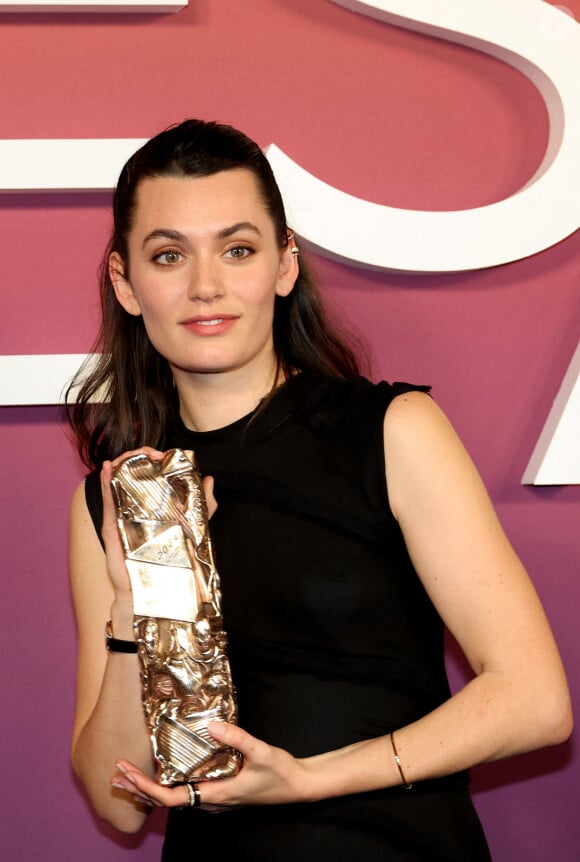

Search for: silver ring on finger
xmin=186 ymin=782 xmax=202 ymax=808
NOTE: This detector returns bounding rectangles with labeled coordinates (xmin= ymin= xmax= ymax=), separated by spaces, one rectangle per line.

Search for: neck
xmin=174 ymin=359 xmax=282 ymax=432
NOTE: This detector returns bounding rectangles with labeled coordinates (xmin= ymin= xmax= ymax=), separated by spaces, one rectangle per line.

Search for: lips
xmin=180 ymin=314 xmax=239 ymax=336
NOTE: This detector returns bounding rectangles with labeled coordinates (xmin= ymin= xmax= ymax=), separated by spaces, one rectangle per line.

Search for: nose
xmin=186 ymin=256 xmax=225 ymax=303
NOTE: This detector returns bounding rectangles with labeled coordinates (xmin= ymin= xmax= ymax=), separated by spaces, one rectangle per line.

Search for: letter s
xmin=265 ymin=0 xmax=580 ymax=273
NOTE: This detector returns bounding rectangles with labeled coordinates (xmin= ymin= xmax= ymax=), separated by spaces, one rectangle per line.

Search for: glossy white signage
xmin=0 ymin=0 xmax=184 ymax=11
xmin=0 ymin=139 xmax=147 ymax=191
xmin=522 ymin=342 xmax=580 ymax=485
xmin=267 ymin=0 xmax=580 ymax=272
xmin=0 ymin=0 xmax=578 ymax=484
xmin=0 ymin=355 xmax=91 ymax=405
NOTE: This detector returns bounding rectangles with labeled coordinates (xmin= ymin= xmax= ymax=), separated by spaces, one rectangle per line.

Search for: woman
xmin=67 ymin=119 xmax=572 ymax=861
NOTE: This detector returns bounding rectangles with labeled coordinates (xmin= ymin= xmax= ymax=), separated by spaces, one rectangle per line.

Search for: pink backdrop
xmin=1 ymin=1 xmax=578 ymax=859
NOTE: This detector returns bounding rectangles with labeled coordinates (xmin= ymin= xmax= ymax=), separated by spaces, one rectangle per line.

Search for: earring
xmin=287 ymin=230 xmax=301 ymax=256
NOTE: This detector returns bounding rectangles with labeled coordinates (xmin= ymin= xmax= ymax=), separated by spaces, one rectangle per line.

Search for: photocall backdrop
xmin=0 ymin=1 xmax=578 ymax=859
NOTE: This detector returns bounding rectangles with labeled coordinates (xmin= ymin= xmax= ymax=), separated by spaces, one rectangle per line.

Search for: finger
xmin=208 ymin=721 xmax=258 ymax=758
xmin=114 ymin=761 xmax=190 ymax=809
xmin=99 ymin=462 xmax=133 ymax=594
xmin=110 ymin=446 xmax=167 ymax=470
xmin=112 ymin=782 xmax=153 ymax=807
xmin=112 ymin=782 xmax=159 ymax=808
xmin=100 ymin=462 xmax=120 ymax=535
xmin=202 ymin=475 xmax=218 ymax=519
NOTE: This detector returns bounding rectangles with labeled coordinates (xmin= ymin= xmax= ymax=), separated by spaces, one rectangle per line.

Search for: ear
xmin=275 ymin=240 xmax=300 ymax=298
xmin=109 ymin=251 xmax=142 ymax=316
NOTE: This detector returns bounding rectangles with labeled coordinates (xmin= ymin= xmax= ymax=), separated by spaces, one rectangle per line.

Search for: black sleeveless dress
xmin=85 ymin=373 xmax=491 ymax=861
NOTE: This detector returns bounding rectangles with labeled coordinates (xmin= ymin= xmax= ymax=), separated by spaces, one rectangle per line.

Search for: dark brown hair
xmin=67 ymin=119 xmax=366 ymax=468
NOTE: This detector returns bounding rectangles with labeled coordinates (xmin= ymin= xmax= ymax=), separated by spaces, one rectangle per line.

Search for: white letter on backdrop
xmin=266 ymin=0 xmax=580 ymax=273
xmin=267 ymin=0 xmax=580 ymax=485
xmin=0 ymin=0 xmax=185 ymax=12
xmin=0 ymin=1 xmax=578 ymax=483
xmin=521 ymin=342 xmax=580 ymax=485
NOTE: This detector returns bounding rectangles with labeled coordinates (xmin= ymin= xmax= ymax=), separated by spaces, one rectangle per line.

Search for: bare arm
xmin=297 ymin=392 xmax=572 ymax=798
xmin=374 ymin=391 xmax=572 ymax=778
xmin=110 ymin=394 xmax=572 ymax=809
xmin=69 ymin=464 xmax=154 ymax=833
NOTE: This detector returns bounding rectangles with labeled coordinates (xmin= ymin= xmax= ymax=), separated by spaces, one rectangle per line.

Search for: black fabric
xmin=85 ymin=373 xmax=490 ymax=861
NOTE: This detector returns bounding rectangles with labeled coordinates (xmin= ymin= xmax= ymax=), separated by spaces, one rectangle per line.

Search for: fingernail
xmin=112 ymin=782 xmax=125 ymax=790
xmin=208 ymin=721 xmax=224 ymax=736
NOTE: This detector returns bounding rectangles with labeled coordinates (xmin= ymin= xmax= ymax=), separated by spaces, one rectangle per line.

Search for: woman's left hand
xmin=111 ymin=722 xmax=310 ymax=811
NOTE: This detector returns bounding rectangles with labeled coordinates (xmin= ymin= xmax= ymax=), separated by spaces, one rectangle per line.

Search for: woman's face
xmin=110 ymin=169 xmax=298 ymax=383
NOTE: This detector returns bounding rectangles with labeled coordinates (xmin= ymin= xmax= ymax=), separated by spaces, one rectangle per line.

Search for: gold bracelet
xmin=390 ymin=732 xmax=413 ymax=790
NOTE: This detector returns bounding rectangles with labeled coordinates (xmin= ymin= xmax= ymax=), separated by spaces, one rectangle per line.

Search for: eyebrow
xmin=142 ymin=229 xmax=186 ymax=248
xmin=219 ymin=221 xmax=262 ymax=239
xmin=142 ymin=222 xmax=262 ymax=248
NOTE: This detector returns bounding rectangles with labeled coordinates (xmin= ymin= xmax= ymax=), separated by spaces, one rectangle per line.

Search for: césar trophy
xmin=111 ymin=448 xmax=242 ymax=785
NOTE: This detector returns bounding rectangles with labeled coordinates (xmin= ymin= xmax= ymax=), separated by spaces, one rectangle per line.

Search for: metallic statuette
xmin=111 ymin=448 xmax=242 ymax=786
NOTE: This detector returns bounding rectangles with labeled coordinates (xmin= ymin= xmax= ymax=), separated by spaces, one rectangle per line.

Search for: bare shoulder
xmin=69 ymin=476 xmax=113 ymax=639
xmin=384 ymin=389 xmax=462 ymax=450
xmin=381 ymin=392 xmax=568 ymax=684
xmin=69 ymin=476 xmax=93 ymax=534
xmin=69 ymin=477 xmax=106 ymax=575
xmin=383 ymin=391 xmax=479 ymax=522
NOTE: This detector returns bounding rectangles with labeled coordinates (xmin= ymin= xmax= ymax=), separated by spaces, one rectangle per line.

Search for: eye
xmin=153 ymin=250 xmax=184 ymax=266
xmin=225 ymin=245 xmax=253 ymax=260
